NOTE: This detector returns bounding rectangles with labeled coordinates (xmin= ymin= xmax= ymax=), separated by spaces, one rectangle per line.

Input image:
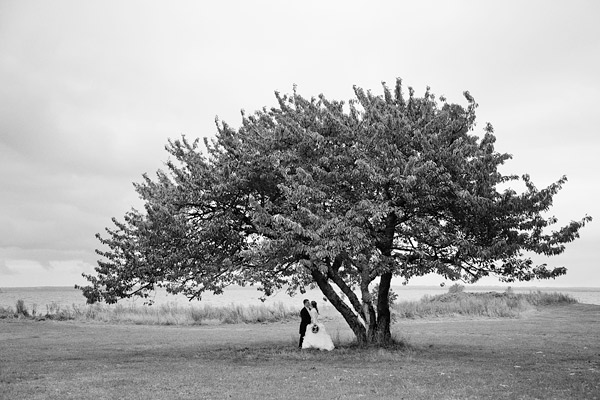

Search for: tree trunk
xmin=373 ymin=210 xmax=397 ymax=345
xmin=365 ymin=302 xmax=377 ymax=343
xmin=360 ymin=278 xmax=377 ymax=343
xmin=375 ymin=271 xmax=393 ymax=344
xmin=311 ymin=268 xmax=368 ymax=344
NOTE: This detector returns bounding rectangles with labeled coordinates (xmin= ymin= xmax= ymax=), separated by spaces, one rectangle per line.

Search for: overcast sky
xmin=1 ymin=0 xmax=598 ymax=288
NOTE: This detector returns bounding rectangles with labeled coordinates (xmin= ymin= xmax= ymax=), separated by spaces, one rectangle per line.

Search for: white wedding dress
xmin=302 ymin=308 xmax=334 ymax=351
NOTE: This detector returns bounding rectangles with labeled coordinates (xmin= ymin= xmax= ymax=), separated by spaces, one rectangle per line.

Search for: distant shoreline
xmin=2 ymin=284 xmax=600 ymax=290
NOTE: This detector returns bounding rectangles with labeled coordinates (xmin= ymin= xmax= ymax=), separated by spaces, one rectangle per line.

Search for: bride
xmin=301 ymin=301 xmax=335 ymax=351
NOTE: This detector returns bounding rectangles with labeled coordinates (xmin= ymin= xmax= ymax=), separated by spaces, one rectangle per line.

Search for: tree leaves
xmin=78 ymin=78 xmax=591 ymax=344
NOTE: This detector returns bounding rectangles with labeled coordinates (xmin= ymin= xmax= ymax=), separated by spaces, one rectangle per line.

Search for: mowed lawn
xmin=1 ymin=304 xmax=599 ymax=400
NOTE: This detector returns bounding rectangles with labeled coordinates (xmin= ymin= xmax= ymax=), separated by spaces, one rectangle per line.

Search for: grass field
xmin=1 ymin=302 xmax=599 ymax=399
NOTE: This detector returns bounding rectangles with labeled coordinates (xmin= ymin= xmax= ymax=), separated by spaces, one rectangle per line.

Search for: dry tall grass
xmin=0 ymin=300 xmax=299 ymax=325
xmin=392 ymin=289 xmax=578 ymax=319
xmin=1 ymin=290 xmax=578 ymax=324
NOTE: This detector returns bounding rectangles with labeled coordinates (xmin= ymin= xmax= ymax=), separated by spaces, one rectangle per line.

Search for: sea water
xmin=1 ymin=285 xmax=599 ymax=310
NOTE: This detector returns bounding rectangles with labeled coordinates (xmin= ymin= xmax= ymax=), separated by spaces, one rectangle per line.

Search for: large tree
xmin=78 ymin=79 xmax=591 ymax=345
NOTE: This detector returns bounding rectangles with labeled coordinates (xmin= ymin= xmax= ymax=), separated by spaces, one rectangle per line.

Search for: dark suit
xmin=298 ymin=307 xmax=311 ymax=348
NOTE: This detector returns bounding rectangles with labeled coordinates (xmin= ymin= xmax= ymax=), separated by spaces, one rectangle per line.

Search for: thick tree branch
xmin=326 ymin=256 xmax=365 ymax=319
xmin=311 ymin=267 xmax=367 ymax=343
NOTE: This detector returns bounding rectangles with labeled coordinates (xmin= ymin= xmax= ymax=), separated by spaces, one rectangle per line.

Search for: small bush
xmin=16 ymin=299 xmax=29 ymax=317
xmin=370 ymin=284 xmax=399 ymax=323
xmin=448 ymin=284 xmax=465 ymax=294
xmin=0 ymin=305 xmax=14 ymax=319
xmin=370 ymin=284 xmax=398 ymax=306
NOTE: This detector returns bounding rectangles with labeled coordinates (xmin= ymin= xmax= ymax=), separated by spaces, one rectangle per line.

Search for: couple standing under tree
xmin=298 ymin=299 xmax=335 ymax=351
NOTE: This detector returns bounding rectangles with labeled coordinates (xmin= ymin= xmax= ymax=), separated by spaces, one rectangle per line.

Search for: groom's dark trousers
xmin=299 ymin=307 xmax=311 ymax=348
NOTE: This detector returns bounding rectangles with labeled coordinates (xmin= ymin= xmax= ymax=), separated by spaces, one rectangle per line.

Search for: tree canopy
xmin=78 ymin=79 xmax=591 ymax=344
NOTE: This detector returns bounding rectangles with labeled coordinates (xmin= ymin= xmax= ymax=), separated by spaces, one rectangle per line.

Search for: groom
xmin=298 ymin=299 xmax=311 ymax=348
